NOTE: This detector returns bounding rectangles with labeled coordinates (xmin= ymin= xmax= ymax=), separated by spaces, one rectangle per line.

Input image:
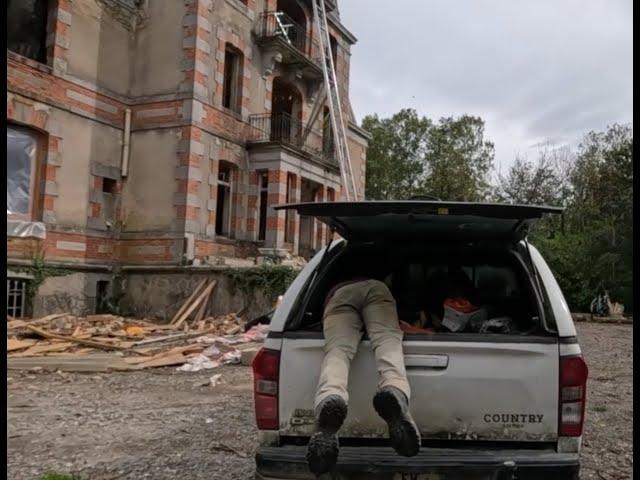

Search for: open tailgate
xmin=274 ymin=201 xmax=563 ymax=242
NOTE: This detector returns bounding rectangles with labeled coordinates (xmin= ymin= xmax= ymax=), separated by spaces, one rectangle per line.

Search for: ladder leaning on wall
xmin=309 ymin=0 xmax=358 ymax=201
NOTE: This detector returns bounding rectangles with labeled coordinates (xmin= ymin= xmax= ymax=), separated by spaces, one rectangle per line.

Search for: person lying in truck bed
xmin=306 ymin=251 xmax=421 ymax=475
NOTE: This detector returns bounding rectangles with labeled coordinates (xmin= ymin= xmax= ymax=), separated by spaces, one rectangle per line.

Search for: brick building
xmin=6 ymin=0 xmax=369 ymax=318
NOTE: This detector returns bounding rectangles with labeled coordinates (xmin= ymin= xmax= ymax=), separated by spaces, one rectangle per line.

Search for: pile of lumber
xmin=6 ymin=303 xmax=259 ymax=372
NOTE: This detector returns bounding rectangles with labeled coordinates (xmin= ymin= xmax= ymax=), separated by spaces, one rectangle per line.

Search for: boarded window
xmin=222 ymin=45 xmax=243 ymax=114
xmin=7 ymin=125 xmax=40 ymax=218
xmin=7 ymin=0 xmax=49 ymax=63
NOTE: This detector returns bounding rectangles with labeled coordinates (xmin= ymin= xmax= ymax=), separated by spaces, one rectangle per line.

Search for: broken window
xmin=7 ymin=124 xmax=42 ymax=219
xmin=7 ymin=0 xmax=49 ymax=64
xmin=216 ymin=162 xmax=233 ymax=236
xmin=7 ymin=278 xmax=29 ymax=318
xmin=222 ymin=45 xmax=243 ymax=114
xmin=258 ymin=171 xmax=269 ymax=241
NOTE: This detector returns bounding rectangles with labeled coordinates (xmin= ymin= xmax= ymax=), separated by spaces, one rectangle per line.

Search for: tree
xmin=423 ymin=116 xmax=495 ymax=201
xmin=362 ymin=109 xmax=431 ymax=200
xmin=528 ymin=124 xmax=633 ymax=313
xmin=494 ymin=145 xmax=573 ymax=206
xmin=363 ymin=110 xmax=494 ymax=201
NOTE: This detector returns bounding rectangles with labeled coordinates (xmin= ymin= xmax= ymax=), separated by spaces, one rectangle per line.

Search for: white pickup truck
xmin=252 ymin=201 xmax=588 ymax=480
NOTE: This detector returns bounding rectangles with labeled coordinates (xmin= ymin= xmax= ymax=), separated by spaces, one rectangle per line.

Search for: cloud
xmin=340 ymin=0 xmax=633 ymax=170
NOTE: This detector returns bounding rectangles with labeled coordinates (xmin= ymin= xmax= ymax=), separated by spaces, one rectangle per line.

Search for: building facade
xmin=6 ymin=0 xmax=368 ymax=318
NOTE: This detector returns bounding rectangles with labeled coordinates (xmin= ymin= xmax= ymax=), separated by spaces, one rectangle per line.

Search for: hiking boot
xmin=306 ymin=395 xmax=348 ymax=475
xmin=373 ymin=386 xmax=420 ymax=457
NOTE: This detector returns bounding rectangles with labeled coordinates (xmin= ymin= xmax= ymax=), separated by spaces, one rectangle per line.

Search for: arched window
xmin=7 ymin=124 xmax=44 ymax=220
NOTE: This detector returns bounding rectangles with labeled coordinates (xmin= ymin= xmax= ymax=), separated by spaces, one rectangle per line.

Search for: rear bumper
xmin=255 ymin=446 xmax=580 ymax=480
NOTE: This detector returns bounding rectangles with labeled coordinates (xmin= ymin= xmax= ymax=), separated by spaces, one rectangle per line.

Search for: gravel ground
xmin=7 ymin=322 xmax=632 ymax=480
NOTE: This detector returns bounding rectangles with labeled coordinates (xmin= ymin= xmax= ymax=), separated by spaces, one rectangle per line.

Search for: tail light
xmin=559 ymin=355 xmax=588 ymax=436
xmin=252 ymin=348 xmax=280 ymax=430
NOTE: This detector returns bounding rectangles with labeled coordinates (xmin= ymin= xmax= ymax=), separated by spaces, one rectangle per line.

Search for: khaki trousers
xmin=315 ymin=279 xmax=410 ymax=410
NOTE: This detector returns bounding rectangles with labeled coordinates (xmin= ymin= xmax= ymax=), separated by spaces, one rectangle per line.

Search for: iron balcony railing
xmin=248 ymin=112 xmax=337 ymax=165
xmin=256 ymin=11 xmax=322 ymax=65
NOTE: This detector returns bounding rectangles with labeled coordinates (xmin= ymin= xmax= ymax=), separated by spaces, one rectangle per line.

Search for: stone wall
xmin=120 ymin=268 xmax=274 ymax=322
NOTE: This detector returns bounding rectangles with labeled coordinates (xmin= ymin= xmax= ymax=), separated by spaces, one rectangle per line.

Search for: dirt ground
xmin=7 ymin=322 xmax=632 ymax=480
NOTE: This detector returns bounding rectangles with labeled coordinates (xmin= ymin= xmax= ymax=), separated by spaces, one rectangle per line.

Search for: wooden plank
xmin=11 ymin=342 xmax=75 ymax=356
xmin=131 ymin=352 xmax=188 ymax=369
xmin=23 ymin=325 xmax=139 ymax=352
xmin=7 ymin=354 xmax=136 ymax=372
xmin=173 ymin=281 xmax=217 ymax=329
xmin=7 ymin=338 xmax=37 ymax=352
xmin=193 ymin=290 xmax=210 ymax=324
xmin=169 ymin=278 xmax=208 ymax=324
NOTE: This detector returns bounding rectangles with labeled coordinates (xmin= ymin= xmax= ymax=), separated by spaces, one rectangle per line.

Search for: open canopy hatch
xmin=274 ymin=201 xmax=563 ymax=242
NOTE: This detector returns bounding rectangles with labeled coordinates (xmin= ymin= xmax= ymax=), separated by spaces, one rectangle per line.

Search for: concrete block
xmin=174 ymin=165 xmax=202 ymax=182
xmin=42 ymin=180 xmax=59 ymax=196
xmin=56 ymin=8 xmax=72 ymax=25
xmin=184 ymin=220 xmax=202 ymax=234
xmin=173 ymin=193 xmax=200 ymax=207
xmin=66 ymin=90 xmax=118 ymax=114
xmin=90 ymin=163 xmax=121 ymax=180
xmin=56 ymin=241 xmax=86 ymax=252
xmin=87 ymin=217 xmax=106 ymax=230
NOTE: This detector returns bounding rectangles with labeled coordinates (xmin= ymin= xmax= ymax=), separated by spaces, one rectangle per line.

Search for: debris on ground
xmin=7 ymin=288 xmax=268 ymax=373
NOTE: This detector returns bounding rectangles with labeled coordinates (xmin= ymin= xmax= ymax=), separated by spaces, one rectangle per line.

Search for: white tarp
xmin=7 ymin=125 xmax=46 ymax=239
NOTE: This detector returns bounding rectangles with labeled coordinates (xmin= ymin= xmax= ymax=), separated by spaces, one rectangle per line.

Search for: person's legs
xmin=361 ymin=279 xmax=420 ymax=457
xmin=360 ymin=279 xmax=410 ymax=397
xmin=308 ymin=282 xmax=365 ymax=475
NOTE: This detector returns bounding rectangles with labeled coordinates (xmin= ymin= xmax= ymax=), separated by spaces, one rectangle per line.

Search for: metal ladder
xmin=311 ymin=0 xmax=358 ymax=201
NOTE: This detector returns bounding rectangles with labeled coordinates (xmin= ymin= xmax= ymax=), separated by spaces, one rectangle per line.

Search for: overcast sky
xmin=340 ymin=0 xmax=633 ymax=174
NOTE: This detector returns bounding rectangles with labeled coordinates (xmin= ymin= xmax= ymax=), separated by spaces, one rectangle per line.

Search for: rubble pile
xmin=7 ymin=281 xmax=269 ymax=373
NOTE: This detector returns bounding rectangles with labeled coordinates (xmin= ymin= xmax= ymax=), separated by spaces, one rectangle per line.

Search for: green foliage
xmin=15 ymin=254 xmax=72 ymax=312
xmin=363 ymin=109 xmax=494 ymax=201
xmin=362 ymin=109 xmax=432 ymax=200
xmin=525 ymin=124 xmax=633 ymax=313
xmin=224 ymin=265 xmax=299 ymax=301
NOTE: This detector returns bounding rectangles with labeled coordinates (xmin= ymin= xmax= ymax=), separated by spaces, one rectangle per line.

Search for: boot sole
xmin=317 ymin=395 xmax=348 ymax=434
xmin=373 ymin=389 xmax=420 ymax=457
xmin=306 ymin=396 xmax=348 ymax=475
xmin=306 ymin=431 xmax=339 ymax=476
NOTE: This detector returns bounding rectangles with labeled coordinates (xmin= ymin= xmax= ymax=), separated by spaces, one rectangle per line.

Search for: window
xmin=329 ymin=35 xmax=338 ymax=67
xmin=7 ymin=124 xmax=42 ymax=219
xmin=258 ymin=171 xmax=269 ymax=241
xmin=222 ymin=45 xmax=243 ymax=114
xmin=102 ymin=178 xmax=117 ymax=194
xmin=216 ymin=162 xmax=233 ymax=236
xmin=96 ymin=280 xmax=110 ymax=314
xmin=7 ymin=0 xmax=49 ymax=63
xmin=322 ymin=106 xmax=334 ymax=157
xmin=7 ymin=278 xmax=29 ymax=318
xmin=284 ymin=173 xmax=295 ymax=243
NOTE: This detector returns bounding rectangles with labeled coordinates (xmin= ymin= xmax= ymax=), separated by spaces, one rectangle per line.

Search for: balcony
xmin=248 ymin=112 xmax=337 ymax=168
xmin=254 ymin=11 xmax=323 ymax=81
